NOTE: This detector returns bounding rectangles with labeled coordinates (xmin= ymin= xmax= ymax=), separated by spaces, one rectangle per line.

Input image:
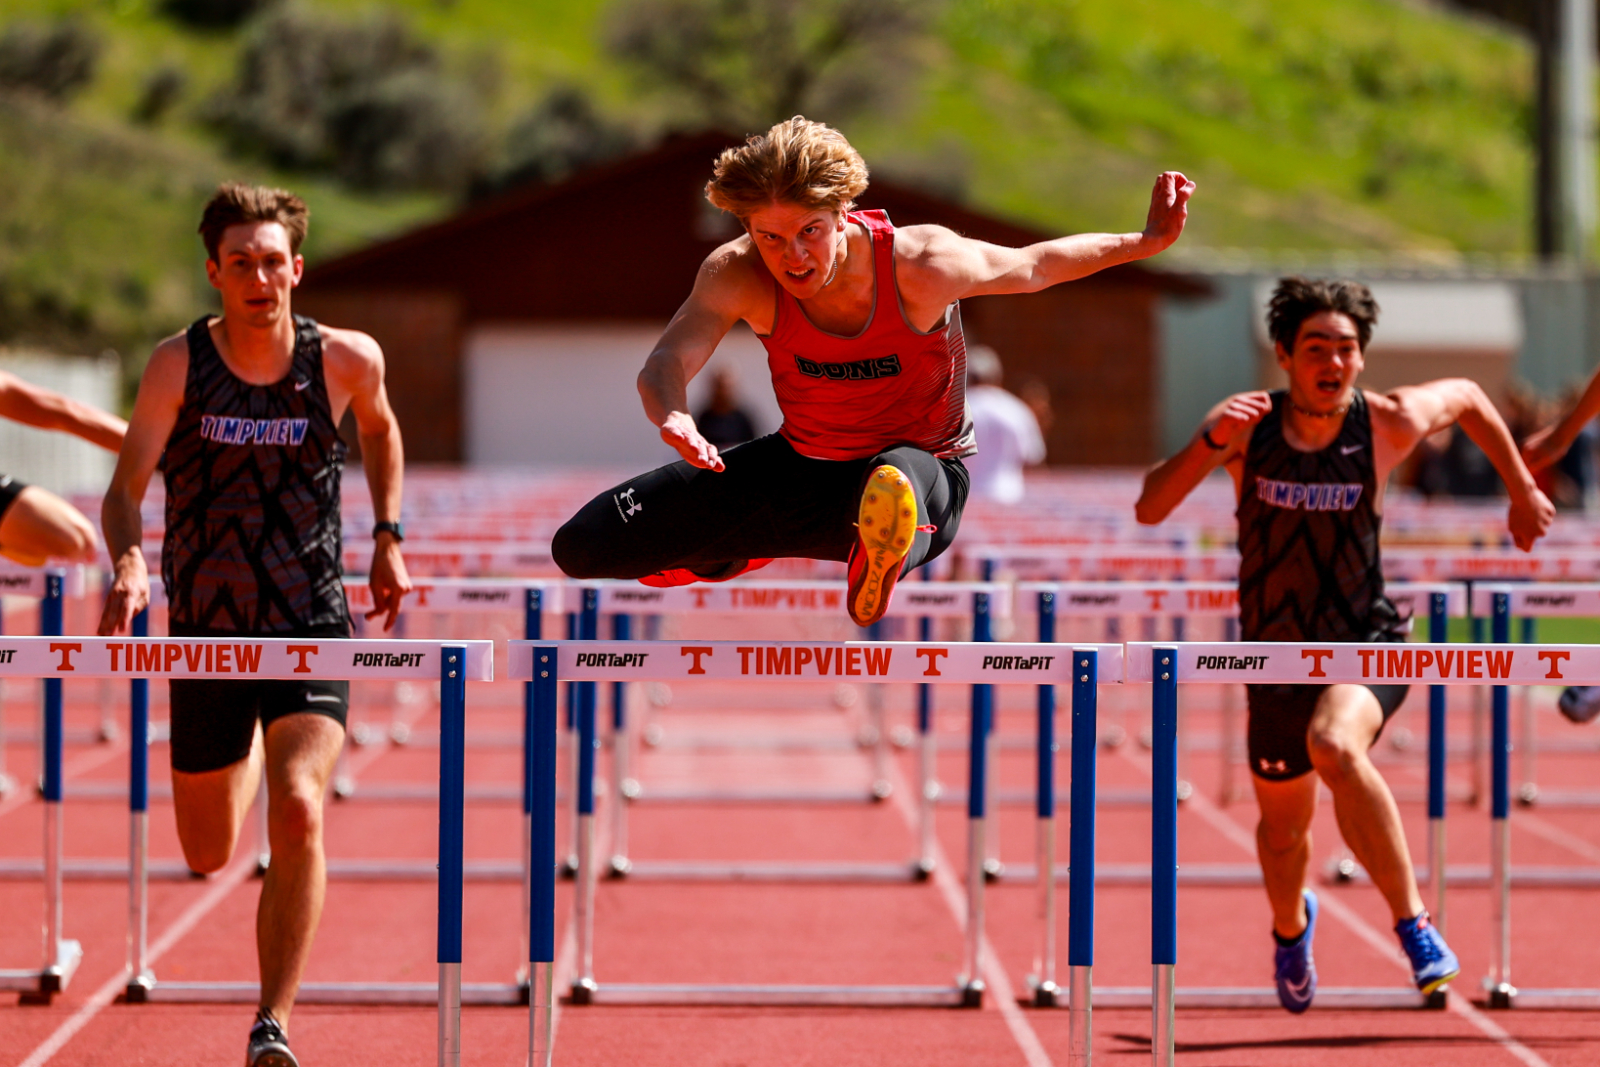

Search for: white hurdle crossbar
xmin=511 ymin=637 xmax=1120 ymax=1009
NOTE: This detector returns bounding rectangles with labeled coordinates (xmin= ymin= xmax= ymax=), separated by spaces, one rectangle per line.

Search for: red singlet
xmin=758 ymin=210 xmax=976 ymax=462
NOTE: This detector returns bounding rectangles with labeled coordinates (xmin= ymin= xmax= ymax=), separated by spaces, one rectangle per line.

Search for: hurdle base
xmin=1322 ymin=861 xmax=1600 ymax=888
xmin=1487 ymin=982 xmax=1517 ymax=1009
xmin=123 ymin=970 xmax=156 ymax=1003
xmin=565 ymin=982 xmax=977 ymax=1007
xmin=1493 ymin=987 xmax=1600 ymax=1009
xmin=629 ymin=786 xmax=888 ymax=805
xmin=1027 ymin=977 xmax=1061 ymax=1008
xmin=996 ymin=862 xmax=1262 ymax=886
xmin=1082 ymin=986 xmax=1434 ymax=1009
xmin=3 ymin=940 xmax=83 ymax=1002
xmin=133 ymin=980 xmax=526 ymax=1005
xmin=614 ymin=860 xmax=930 ymax=883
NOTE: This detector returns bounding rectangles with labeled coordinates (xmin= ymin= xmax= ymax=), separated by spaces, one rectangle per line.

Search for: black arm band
xmin=373 ymin=521 xmax=405 ymax=542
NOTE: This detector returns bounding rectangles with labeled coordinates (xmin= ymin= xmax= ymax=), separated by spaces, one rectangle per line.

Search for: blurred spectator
xmin=694 ymin=365 xmax=760 ymax=450
xmin=965 ymin=345 xmax=1045 ymax=504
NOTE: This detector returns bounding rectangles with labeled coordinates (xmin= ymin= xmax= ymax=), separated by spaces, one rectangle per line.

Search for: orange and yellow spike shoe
xmin=847 ymin=465 xmax=918 ymax=627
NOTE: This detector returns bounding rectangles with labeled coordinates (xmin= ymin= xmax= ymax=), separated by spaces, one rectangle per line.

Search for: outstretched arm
xmin=1522 ymin=367 xmax=1600 ymax=472
xmin=0 ymin=370 xmax=126 ymax=452
xmin=1377 ymin=380 xmax=1554 ymax=550
xmin=1136 ymin=392 xmax=1272 ymax=524
xmin=922 ymin=172 xmax=1195 ymax=302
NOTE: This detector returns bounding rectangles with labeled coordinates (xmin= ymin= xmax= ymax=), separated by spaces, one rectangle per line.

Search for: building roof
xmin=302 ymin=131 xmax=1205 ymax=321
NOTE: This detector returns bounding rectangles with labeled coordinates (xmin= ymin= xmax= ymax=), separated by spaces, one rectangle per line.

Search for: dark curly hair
xmin=1266 ymin=276 xmax=1379 ymax=353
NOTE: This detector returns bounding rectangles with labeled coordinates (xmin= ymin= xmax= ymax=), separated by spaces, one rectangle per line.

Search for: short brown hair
xmin=1266 ymin=276 xmax=1380 ymax=352
xmin=706 ymin=116 xmax=869 ymax=221
xmin=198 ymin=183 xmax=309 ymax=262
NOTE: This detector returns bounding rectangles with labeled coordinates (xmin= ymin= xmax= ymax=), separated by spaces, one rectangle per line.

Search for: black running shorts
xmin=167 ymin=623 xmax=349 ymax=774
xmin=551 ymin=433 xmax=969 ymax=580
xmin=0 ymin=473 xmax=27 ymax=521
xmin=1246 ymin=682 xmax=1409 ymax=781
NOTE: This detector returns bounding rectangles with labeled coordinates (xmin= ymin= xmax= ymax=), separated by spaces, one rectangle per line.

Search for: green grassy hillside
xmin=0 ymin=0 xmax=1538 ymax=363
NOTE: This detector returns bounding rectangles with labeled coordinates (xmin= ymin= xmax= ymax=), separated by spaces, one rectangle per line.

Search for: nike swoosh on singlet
xmin=1340 ymin=444 xmax=1363 ymax=454
xmin=294 ymin=379 xmax=311 ymax=391
xmin=302 ymin=693 xmax=342 ymax=704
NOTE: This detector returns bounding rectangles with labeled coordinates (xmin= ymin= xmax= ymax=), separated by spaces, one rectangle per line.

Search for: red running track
xmin=2 ymin=674 xmax=1598 ymax=1066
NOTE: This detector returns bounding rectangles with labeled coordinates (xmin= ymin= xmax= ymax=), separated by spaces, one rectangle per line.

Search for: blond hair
xmin=705 ymin=117 xmax=869 ymax=221
xmin=198 ymin=183 xmax=309 ymax=262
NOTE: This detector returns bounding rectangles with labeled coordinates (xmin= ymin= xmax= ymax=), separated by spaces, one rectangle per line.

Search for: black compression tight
xmin=552 ymin=434 xmax=969 ymax=580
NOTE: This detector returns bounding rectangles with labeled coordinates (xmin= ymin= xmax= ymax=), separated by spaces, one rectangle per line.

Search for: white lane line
xmin=1117 ymin=746 xmax=1553 ymax=1067
xmin=15 ymin=849 xmax=258 ymax=1067
xmin=886 ymin=757 xmax=1054 ymax=1067
xmin=1515 ymin=810 xmax=1600 ymax=865
xmin=0 ymin=741 xmax=128 ymax=821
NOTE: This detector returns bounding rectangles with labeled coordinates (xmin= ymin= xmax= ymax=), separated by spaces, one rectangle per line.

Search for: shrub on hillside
xmin=159 ymin=0 xmax=276 ymax=31
xmin=206 ymin=7 xmax=485 ymax=192
xmin=485 ymin=86 xmax=637 ymax=192
xmin=0 ymin=19 xmax=101 ymax=101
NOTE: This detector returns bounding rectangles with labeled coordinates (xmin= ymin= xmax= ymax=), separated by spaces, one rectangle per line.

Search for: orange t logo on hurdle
xmin=915 ymin=648 xmax=949 ymax=676
xmin=1301 ymin=648 xmax=1334 ymax=678
xmin=50 ymin=642 xmax=82 ymax=671
xmin=1145 ymin=590 xmax=1168 ymax=612
xmin=1539 ymin=650 xmax=1571 ymax=679
xmin=681 ymin=646 xmax=713 ymax=674
xmin=287 ymin=645 xmax=319 ymax=673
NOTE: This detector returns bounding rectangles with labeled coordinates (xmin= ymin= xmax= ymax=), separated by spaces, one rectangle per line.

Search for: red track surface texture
xmin=3 ymin=653 xmax=1599 ymax=1066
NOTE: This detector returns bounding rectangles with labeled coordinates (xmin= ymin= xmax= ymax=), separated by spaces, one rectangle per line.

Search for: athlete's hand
xmin=1519 ymin=424 xmax=1570 ymax=473
xmin=660 ymin=411 xmax=724 ymax=472
xmin=367 ymin=534 xmax=412 ymax=632
xmin=1508 ymin=486 xmax=1556 ymax=552
xmin=1141 ymin=171 xmax=1196 ymax=253
xmin=1204 ymin=391 xmax=1272 ymax=450
xmin=98 ymin=552 xmax=150 ymax=636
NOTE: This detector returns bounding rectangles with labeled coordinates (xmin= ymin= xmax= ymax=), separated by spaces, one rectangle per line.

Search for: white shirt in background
xmin=965 ymin=384 xmax=1046 ymax=504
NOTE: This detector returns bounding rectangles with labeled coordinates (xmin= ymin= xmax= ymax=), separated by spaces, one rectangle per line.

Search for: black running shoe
xmin=247 ymin=1008 xmax=299 ymax=1067
xmin=1558 ymin=686 xmax=1600 ymax=725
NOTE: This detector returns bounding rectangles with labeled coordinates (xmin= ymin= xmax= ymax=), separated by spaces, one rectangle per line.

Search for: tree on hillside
xmin=605 ymin=0 xmax=932 ymax=130
xmin=0 ymin=19 xmax=101 ymax=101
xmin=205 ymin=7 xmax=488 ymax=192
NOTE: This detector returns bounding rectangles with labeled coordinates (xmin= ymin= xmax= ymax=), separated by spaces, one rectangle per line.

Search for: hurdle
xmin=1473 ymin=581 xmax=1600 ymax=810
xmin=1119 ymin=634 xmax=1600 ymax=1059
xmin=577 ymin=579 xmax=1012 ymax=884
xmin=99 ymin=633 xmax=510 ymax=1019
xmin=511 ymin=635 xmax=1120 ymax=1007
xmin=0 ymin=572 xmax=83 ymax=1000
xmin=1479 ymin=591 xmax=1600 ymax=1009
xmin=0 ymin=565 xmax=93 ymax=801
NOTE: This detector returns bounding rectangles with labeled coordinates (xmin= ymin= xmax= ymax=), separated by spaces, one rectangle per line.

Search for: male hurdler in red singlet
xmin=554 ymin=116 xmax=1195 ymax=624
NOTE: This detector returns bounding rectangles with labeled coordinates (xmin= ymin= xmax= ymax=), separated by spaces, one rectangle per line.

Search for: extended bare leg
xmin=1307 ymin=685 xmax=1425 ymax=923
xmin=257 ymin=713 xmax=344 ymax=1027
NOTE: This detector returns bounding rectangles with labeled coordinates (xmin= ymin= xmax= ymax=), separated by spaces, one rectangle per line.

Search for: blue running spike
xmin=1395 ymin=911 xmax=1460 ymax=994
xmin=1273 ymin=889 xmax=1318 ymax=1014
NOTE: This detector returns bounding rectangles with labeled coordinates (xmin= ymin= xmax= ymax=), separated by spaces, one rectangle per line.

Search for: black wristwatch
xmin=373 ymin=521 xmax=405 ymax=542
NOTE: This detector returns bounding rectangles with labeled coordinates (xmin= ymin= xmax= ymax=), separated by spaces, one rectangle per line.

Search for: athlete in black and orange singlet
xmin=554 ymin=117 xmax=1195 ymax=625
xmin=1137 ymin=276 xmax=1553 ymax=1014
xmin=99 ymin=184 xmax=410 ymax=1067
